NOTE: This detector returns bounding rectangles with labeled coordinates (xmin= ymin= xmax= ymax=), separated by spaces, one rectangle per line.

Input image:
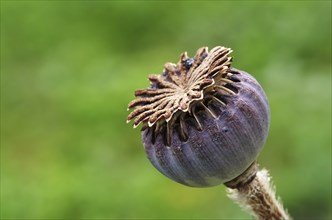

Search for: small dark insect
xmin=183 ymin=58 xmax=195 ymax=70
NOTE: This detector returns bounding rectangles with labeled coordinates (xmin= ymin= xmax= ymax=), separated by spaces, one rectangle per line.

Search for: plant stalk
xmin=225 ymin=162 xmax=291 ymax=220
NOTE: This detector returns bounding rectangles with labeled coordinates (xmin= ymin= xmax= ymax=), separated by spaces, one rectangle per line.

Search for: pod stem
xmin=224 ymin=162 xmax=291 ymax=220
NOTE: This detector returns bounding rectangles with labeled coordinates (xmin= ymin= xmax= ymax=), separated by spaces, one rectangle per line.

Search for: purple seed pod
xmin=127 ymin=46 xmax=270 ymax=187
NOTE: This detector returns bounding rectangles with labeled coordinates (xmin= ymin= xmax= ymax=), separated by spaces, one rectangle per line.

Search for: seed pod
xmin=127 ymin=46 xmax=270 ymax=187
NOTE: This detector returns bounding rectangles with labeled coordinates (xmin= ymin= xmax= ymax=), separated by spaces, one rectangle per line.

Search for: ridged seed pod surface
xmin=127 ymin=47 xmax=270 ymax=187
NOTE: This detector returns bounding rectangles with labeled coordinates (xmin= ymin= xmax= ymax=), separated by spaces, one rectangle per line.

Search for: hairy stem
xmin=225 ymin=162 xmax=291 ymax=220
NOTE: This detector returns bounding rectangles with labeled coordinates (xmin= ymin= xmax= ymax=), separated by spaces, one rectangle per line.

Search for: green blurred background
xmin=1 ymin=1 xmax=331 ymax=219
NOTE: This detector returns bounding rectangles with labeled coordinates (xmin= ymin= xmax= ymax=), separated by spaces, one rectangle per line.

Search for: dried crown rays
xmin=127 ymin=46 xmax=270 ymax=187
xmin=127 ymin=46 xmax=232 ymax=129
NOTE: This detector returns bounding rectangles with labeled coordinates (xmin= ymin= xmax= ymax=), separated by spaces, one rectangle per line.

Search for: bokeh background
xmin=1 ymin=1 xmax=331 ymax=219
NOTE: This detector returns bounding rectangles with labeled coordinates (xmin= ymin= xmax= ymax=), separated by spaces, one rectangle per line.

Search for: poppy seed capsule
xmin=127 ymin=46 xmax=270 ymax=187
